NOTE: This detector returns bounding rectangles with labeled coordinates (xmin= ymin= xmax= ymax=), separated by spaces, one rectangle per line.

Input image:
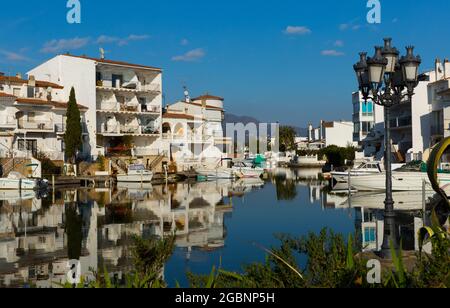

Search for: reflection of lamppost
xmin=353 ymin=38 xmax=421 ymax=258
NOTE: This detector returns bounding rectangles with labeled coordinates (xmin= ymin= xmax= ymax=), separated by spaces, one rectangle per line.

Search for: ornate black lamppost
xmin=354 ymin=38 xmax=421 ymax=258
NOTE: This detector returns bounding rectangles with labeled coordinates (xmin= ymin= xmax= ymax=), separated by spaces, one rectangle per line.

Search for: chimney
xmin=28 ymin=75 xmax=36 ymax=87
xmin=445 ymin=59 xmax=450 ymax=79
xmin=16 ymin=73 xmax=22 ymax=79
xmin=436 ymin=58 xmax=444 ymax=80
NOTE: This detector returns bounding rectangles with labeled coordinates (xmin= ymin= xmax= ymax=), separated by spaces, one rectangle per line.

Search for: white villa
xmin=307 ymin=120 xmax=355 ymax=149
xmin=162 ymin=93 xmax=232 ymax=170
xmin=0 ymin=73 xmax=88 ymax=160
xmin=28 ymin=54 xmax=163 ymax=161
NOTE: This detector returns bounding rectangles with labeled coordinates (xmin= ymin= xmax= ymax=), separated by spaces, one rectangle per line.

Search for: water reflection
xmin=0 ymin=168 xmax=434 ymax=287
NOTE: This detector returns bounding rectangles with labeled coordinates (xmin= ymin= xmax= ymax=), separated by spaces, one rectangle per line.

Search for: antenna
xmin=183 ymin=85 xmax=191 ymax=103
xmin=100 ymin=48 xmax=105 ymax=60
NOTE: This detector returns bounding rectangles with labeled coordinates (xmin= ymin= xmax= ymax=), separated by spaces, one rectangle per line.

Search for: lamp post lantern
xmin=354 ymin=38 xmax=421 ymax=258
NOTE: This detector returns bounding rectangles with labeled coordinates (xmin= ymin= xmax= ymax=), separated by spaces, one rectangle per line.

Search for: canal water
xmin=0 ymin=168 xmax=425 ymax=287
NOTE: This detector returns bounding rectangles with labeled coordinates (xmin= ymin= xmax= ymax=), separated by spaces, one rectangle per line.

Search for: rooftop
xmin=192 ymin=94 xmax=224 ymax=101
xmin=61 ymin=54 xmax=162 ymax=72
xmin=15 ymin=97 xmax=88 ymax=111
xmin=0 ymin=75 xmax=64 ymax=89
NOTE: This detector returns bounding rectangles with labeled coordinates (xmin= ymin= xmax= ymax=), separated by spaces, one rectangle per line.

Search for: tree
xmin=279 ymin=126 xmax=297 ymax=152
xmin=64 ymin=87 xmax=82 ymax=163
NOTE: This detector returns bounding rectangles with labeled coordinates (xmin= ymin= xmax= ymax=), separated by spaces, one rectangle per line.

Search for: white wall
xmin=324 ymin=122 xmax=354 ymax=148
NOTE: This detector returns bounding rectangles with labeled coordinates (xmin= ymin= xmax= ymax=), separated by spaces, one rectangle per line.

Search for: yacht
xmin=0 ymin=172 xmax=48 ymax=191
xmin=330 ymin=161 xmax=404 ymax=191
xmin=117 ymin=164 xmax=154 ymax=183
xmin=350 ymin=171 xmax=450 ymax=192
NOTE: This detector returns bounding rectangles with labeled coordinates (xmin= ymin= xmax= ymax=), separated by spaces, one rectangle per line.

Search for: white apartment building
xmin=28 ymin=54 xmax=163 ymax=160
xmin=360 ymin=68 xmax=437 ymax=162
xmin=0 ymin=73 xmax=88 ymax=160
xmin=308 ymin=120 xmax=354 ymax=149
xmin=162 ymin=94 xmax=231 ymax=169
xmin=352 ymin=92 xmax=380 ymax=144
xmin=427 ymin=59 xmax=450 ymax=149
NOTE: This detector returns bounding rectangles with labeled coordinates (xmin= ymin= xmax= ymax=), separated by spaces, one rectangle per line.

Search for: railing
xmin=390 ymin=116 xmax=412 ymax=129
xmin=0 ymin=116 xmax=16 ymax=127
xmin=18 ymin=120 xmax=54 ymax=131
xmin=99 ymin=124 xmax=120 ymax=134
xmin=120 ymin=103 xmax=139 ymax=112
xmin=120 ymin=125 xmax=140 ymax=134
xmin=98 ymin=101 xmax=119 ymax=112
xmin=97 ymin=81 xmax=160 ymax=93
xmin=55 ymin=123 xmax=66 ymax=133
xmin=142 ymin=105 xmax=161 ymax=113
xmin=139 ymin=84 xmax=160 ymax=92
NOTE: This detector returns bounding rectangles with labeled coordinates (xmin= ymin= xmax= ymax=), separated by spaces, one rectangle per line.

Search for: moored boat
xmin=0 ymin=172 xmax=48 ymax=191
xmin=232 ymin=161 xmax=265 ymax=179
xmin=117 ymin=164 xmax=154 ymax=183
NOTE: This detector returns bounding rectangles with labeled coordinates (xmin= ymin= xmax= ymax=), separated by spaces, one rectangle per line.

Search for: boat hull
xmin=233 ymin=168 xmax=264 ymax=179
xmin=350 ymin=172 xmax=450 ymax=192
xmin=196 ymin=169 xmax=235 ymax=180
xmin=117 ymin=174 xmax=154 ymax=183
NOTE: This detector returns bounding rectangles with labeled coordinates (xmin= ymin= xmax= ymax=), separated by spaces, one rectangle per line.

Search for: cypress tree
xmin=64 ymin=87 xmax=82 ymax=163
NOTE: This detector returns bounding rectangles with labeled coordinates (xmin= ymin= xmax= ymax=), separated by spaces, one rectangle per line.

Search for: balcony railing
xmin=0 ymin=116 xmax=16 ymax=127
xmin=18 ymin=120 xmax=54 ymax=131
xmin=98 ymin=101 xmax=161 ymax=114
xmin=390 ymin=116 xmax=412 ymax=129
xmin=97 ymin=80 xmax=161 ymax=93
xmin=56 ymin=122 xmax=88 ymax=134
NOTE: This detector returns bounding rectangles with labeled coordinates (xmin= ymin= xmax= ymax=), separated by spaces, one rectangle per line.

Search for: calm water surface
xmin=0 ymin=168 xmax=424 ymax=287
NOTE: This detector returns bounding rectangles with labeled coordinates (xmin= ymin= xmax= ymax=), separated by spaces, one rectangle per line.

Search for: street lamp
xmin=354 ymin=38 xmax=421 ymax=258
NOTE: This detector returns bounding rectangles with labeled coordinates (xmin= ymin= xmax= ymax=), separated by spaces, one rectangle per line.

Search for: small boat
xmin=232 ymin=161 xmax=265 ymax=179
xmin=350 ymin=171 xmax=450 ymax=192
xmin=330 ymin=161 xmax=404 ymax=191
xmin=0 ymin=172 xmax=48 ymax=191
xmin=196 ymin=158 xmax=235 ymax=180
xmin=288 ymin=155 xmax=327 ymax=168
xmin=196 ymin=168 xmax=235 ymax=180
xmin=117 ymin=164 xmax=154 ymax=183
xmin=345 ymin=191 xmax=434 ymax=211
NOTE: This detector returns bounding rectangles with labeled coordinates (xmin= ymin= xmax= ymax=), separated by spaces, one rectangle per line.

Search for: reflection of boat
xmin=117 ymin=165 xmax=154 ymax=183
xmin=0 ymin=172 xmax=48 ymax=191
xmin=350 ymin=172 xmax=450 ymax=192
xmin=347 ymin=191 xmax=433 ymax=210
xmin=230 ymin=178 xmax=265 ymax=195
xmin=0 ymin=190 xmax=37 ymax=201
xmin=232 ymin=161 xmax=265 ymax=179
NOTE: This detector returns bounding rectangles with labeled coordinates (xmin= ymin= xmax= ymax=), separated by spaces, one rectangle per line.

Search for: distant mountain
xmin=224 ymin=113 xmax=307 ymax=137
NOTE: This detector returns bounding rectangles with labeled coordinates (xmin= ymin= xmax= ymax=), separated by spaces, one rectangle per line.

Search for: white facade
xmin=0 ymin=74 xmax=87 ymax=160
xmin=321 ymin=121 xmax=355 ymax=148
xmin=28 ymin=55 xmax=163 ymax=160
xmin=352 ymin=92 xmax=377 ymax=143
xmin=162 ymin=94 xmax=231 ymax=169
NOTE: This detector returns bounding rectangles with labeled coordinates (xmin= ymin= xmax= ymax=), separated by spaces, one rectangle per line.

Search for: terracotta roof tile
xmin=0 ymin=92 xmax=16 ymax=98
xmin=192 ymin=94 xmax=224 ymax=101
xmin=0 ymin=76 xmax=64 ymax=89
xmin=162 ymin=113 xmax=196 ymax=120
xmin=15 ymin=98 xmax=88 ymax=111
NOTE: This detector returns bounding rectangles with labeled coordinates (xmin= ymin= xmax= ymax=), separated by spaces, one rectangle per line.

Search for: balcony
xmin=390 ymin=116 xmax=412 ymax=130
xmin=99 ymin=124 xmax=159 ymax=136
xmin=56 ymin=122 xmax=88 ymax=135
xmin=0 ymin=116 xmax=17 ymax=128
xmin=98 ymin=101 xmax=161 ymax=114
xmin=17 ymin=120 xmax=54 ymax=132
xmin=96 ymin=80 xmax=161 ymax=94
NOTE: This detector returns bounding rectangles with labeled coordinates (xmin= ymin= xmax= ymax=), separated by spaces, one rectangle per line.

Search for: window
xmin=361 ymin=121 xmax=374 ymax=134
xmin=27 ymin=86 xmax=35 ymax=98
xmin=112 ymin=74 xmax=123 ymax=88
xmin=353 ymin=102 xmax=360 ymax=115
xmin=362 ymin=101 xmax=374 ymax=116
xmin=364 ymin=227 xmax=377 ymax=243
xmin=354 ymin=123 xmax=360 ymax=134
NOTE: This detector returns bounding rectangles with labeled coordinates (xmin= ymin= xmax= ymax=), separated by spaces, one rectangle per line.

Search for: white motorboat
xmin=232 ymin=161 xmax=265 ymax=179
xmin=196 ymin=167 xmax=235 ymax=180
xmin=117 ymin=164 xmax=154 ymax=183
xmin=0 ymin=172 xmax=48 ymax=191
xmin=330 ymin=162 xmax=404 ymax=191
xmin=196 ymin=158 xmax=235 ymax=180
xmin=350 ymin=171 xmax=450 ymax=192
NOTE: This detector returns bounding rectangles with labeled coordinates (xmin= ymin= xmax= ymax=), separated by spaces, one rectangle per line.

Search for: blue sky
xmin=1 ymin=0 xmax=450 ymax=127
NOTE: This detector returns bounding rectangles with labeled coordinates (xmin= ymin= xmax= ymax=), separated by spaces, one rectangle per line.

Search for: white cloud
xmin=321 ymin=49 xmax=345 ymax=57
xmin=283 ymin=26 xmax=312 ymax=36
xmin=334 ymin=40 xmax=344 ymax=47
xmin=0 ymin=50 xmax=30 ymax=62
xmin=172 ymin=48 xmax=206 ymax=62
xmin=339 ymin=19 xmax=361 ymax=31
xmin=41 ymin=37 xmax=90 ymax=53
xmin=96 ymin=34 xmax=150 ymax=46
